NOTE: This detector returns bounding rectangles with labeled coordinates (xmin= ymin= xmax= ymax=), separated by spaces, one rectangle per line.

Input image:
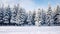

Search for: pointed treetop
xmin=33 ymin=9 xmax=36 ymax=13
xmin=48 ymin=3 xmax=51 ymax=7
xmin=14 ymin=4 xmax=16 ymax=8
xmin=17 ymin=4 xmax=19 ymax=6
xmin=55 ymin=3 xmax=60 ymax=13
xmin=16 ymin=4 xmax=20 ymax=8
xmin=47 ymin=3 xmax=52 ymax=12
xmin=55 ymin=3 xmax=60 ymax=11
xmin=29 ymin=11 xmax=31 ymax=13
xmin=14 ymin=4 xmax=19 ymax=8
xmin=56 ymin=4 xmax=60 ymax=9
xmin=38 ymin=8 xmax=40 ymax=10
xmin=42 ymin=8 xmax=43 ymax=11
xmin=7 ymin=4 xmax=10 ymax=8
xmin=38 ymin=8 xmax=40 ymax=12
xmin=28 ymin=11 xmax=32 ymax=15
xmin=41 ymin=8 xmax=44 ymax=12
xmin=48 ymin=3 xmax=51 ymax=9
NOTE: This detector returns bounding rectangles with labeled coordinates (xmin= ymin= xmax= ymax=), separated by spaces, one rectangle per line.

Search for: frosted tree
xmin=3 ymin=5 xmax=12 ymax=25
xmin=26 ymin=11 xmax=33 ymax=25
xmin=46 ymin=4 xmax=54 ymax=26
xmin=10 ymin=4 xmax=19 ymax=25
xmin=35 ymin=9 xmax=41 ymax=26
xmin=32 ymin=10 xmax=36 ymax=25
xmin=54 ymin=5 xmax=60 ymax=25
xmin=0 ymin=4 xmax=4 ymax=25
xmin=17 ymin=8 xmax=27 ymax=26
xmin=41 ymin=9 xmax=46 ymax=26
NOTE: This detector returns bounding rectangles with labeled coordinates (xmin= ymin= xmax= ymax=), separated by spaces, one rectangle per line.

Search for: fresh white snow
xmin=0 ymin=26 xmax=60 ymax=34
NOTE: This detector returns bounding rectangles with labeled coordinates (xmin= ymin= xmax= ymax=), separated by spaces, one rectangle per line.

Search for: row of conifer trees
xmin=0 ymin=4 xmax=60 ymax=26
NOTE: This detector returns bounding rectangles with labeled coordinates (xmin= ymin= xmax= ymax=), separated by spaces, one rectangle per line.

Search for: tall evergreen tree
xmin=32 ymin=10 xmax=36 ymax=25
xmin=35 ymin=9 xmax=41 ymax=26
xmin=41 ymin=9 xmax=46 ymax=25
xmin=17 ymin=8 xmax=27 ymax=26
xmin=3 ymin=5 xmax=11 ymax=25
xmin=54 ymin=5 xmax=60 ymax=25
xmin=46 ymin=4 xmax=54 ymax=26
xmin=26 ymin=11 xmax=33 ymax=25
xmin=10 ymin=4 xmax=19 ymax=25
xmin=0 ymin=4 xmax=4 ymax=25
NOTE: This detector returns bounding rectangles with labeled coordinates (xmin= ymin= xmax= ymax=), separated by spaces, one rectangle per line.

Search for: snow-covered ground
xmin=0 ymin=26 xmax=60 ymax=34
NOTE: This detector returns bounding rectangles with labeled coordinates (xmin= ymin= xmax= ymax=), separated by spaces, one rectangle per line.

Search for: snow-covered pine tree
xmin=35 ymin=9 xmax=41 ymax=26
xmin=41 ymin=9 xmax=46 ymax=26
xmin=10 ymin=4 xmax=19 ymax=25
xmin=32 ymin=10 xmax=36 ymax=25
xmin=26 ymin=11 xmax=33 ymax=26
xmin=17 ymin=8 xmax=27 ymax=26
xmin=3 ymin=5 xmax=12 ymax=25
xmin=46 ymin=4 xmax=54 ymax=26
xmin=0 ymin=4 xmax=4 ymax=25
xmin=54 ymin=5 xmax=60 ymax=25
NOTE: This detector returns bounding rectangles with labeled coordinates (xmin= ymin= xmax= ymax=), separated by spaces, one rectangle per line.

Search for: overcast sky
xmin=0 ymin=0 xmax=60 ymax=11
